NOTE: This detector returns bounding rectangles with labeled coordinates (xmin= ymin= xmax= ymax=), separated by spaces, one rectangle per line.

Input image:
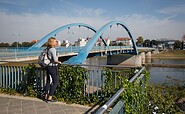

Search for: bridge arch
xmin=65 ymin=21 xmax=138 ymax=64
xmin=28 ymin=23 xmax=108 ymax=50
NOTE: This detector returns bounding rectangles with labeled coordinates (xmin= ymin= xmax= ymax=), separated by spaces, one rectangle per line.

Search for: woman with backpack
xmin=44 ymin=37 xmax=61 ymax=102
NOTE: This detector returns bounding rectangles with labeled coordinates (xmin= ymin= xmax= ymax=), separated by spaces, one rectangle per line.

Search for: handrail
xmin=0 ymin=46 xmax=135 ymax=61
xmin=95 ymin=66 xmax=145 ymax=114
xmin=0 ymin=61 xmax=136 ymax=69
xmin=0 ymin=62 xmax=135 ymax=95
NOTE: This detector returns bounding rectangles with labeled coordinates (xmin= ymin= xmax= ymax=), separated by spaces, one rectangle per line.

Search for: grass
xmin=152 ymin=50 xmax=185 ymax=58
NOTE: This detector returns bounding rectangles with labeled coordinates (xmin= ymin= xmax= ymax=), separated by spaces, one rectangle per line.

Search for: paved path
xmin=0 ymin=94 xmax=96 ymax=114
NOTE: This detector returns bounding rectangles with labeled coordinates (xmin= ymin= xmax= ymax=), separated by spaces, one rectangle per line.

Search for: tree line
xmin=0 ymin=36 xmax=184 ymax=50
xmin=0 ymin=42 xmax=35 ymax=47
xmin=136 ymin=36 xmax=184 ymax=50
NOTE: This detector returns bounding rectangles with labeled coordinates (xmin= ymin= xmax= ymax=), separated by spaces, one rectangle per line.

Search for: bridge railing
xmin=0 ymin=46 xmax=135 ymax=60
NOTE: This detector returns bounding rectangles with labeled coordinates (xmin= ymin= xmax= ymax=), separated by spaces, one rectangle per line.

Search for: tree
xmin=0 ymin=42 xmax=10 ymax=47
xmin=118 ymin=42 xmax=124 ymax=46
xmin=143 ymin=39 xmax=151 ymax=47
xmin=21 ymin=42 xmax=35 ymax=47
xmin=174 ymin=40 xmax=182 ymax=50
xmin=11 ymin=42 xmax=20 ymax=47
xmin=150 ymin=40 xmax=158 ymax=47
xmin=136 ymin=36 xmax=144 ymax=46
xmin=110 ymin=41 xmax=118 ymax=46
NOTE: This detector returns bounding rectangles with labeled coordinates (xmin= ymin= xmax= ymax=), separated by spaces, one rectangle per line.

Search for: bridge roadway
xmin=0 ymin=46 xmax=154 ymax=62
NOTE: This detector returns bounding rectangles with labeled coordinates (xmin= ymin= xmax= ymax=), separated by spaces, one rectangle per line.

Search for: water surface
xmin=85 ymin=56 xmax=185 ymax=84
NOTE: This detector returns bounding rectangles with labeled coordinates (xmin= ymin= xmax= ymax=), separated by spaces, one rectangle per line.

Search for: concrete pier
xmin=107 ymin=51 xmax=155 ymax=67
xmin=107 ymin=54 xmax=142 ymax=67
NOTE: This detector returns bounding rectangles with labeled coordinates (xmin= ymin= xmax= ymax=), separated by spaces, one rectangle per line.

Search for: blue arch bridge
xmin=0 ymin=21 xmax=148 ymax=64
xmin=0 ymin=21 xmax=155 ymax=114
xmin=29 ymin=21 xmax=138 ymax=64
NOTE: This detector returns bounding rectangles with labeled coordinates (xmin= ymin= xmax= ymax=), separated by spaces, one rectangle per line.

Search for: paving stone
xmin=0 ymin=94 xmax=94 ymax=114
xmin=0 ymin=110 xmax=8 ymax=114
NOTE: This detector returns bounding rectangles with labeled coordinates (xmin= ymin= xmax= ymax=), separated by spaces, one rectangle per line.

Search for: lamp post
xmin=17 ymin=33 xmax=20 ymax=52
xmin=13 ymin=33 xmax=20 ymax=59
xmin=17 ymin=35 xmax=18 ymax=52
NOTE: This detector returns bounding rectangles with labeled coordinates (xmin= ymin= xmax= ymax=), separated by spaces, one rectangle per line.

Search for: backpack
xmin=38 ymin=47 xmax=51 ymax=67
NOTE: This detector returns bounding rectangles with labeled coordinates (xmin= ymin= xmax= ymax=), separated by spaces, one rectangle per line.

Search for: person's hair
xmin=47 ymin=37 xmax=56 ymax=48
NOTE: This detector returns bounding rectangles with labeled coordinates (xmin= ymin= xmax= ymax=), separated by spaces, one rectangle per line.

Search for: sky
xmin=0 ymin=0 xmax=185 ymax=43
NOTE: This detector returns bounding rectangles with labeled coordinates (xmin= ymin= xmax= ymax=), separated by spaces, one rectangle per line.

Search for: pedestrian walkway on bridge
xmin=0 ymin=94 xmax=96 ymax=114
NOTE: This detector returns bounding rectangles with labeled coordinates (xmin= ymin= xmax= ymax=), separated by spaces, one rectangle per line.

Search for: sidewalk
xmin=0 ymin=94 xmax=96 ymax=114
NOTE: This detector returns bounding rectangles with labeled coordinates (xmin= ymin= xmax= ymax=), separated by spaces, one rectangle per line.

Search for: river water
xmin=146 ymin=58 xmax=185 ymax=84
xmin=84 ymin=56 xmax=185 ymax=84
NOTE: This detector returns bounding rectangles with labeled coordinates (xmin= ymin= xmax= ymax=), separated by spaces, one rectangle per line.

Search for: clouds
xmin=0 ymin=11 xmax=108 ymax=43
xmin=156 ymin=3 xmax=185 ymax=22
xmin=116 ymin=13 xmax=185 ymax=39
xmin=0 ymin=10 xmax=184 ymax=43
xmin=0 ymin=0 xmax=185 ymax=43
xmin=73 ymin=8 xmax=106 ymax=17
xmin=157 ymin=4 xmax=185 ymax=15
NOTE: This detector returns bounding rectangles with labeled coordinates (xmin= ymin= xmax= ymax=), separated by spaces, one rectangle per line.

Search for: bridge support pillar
xmin=107 ymin=54 xmax=133 ymax=65
xmin=145 ymin=52 xmax=151 ymax=64
xmin=146 ymin=52 xmax=151 ymax=58
xmin=140 ymin=52 xmax=145 ymax=64
xmin=118 ymin=55 xmax=141 ymax=67
xmin=107 ymin=54 xmax=142 ymax=67
xmin=152 ymin=49 xmax=159 ymax=54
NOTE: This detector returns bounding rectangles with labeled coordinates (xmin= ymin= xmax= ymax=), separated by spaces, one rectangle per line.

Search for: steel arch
xmin=28 ymin=23 xmax=107 ymax=50
xmin=65 ymin=21 xmax=138 ymax=64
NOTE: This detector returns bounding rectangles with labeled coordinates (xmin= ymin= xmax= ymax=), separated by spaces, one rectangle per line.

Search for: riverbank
xmin=144 ymin=63 xmax=185 ymax=68
xmin=152 ymin=50 xmax=185 ymax=59
xmin=144 ymin=50 xmax=185 ymax=68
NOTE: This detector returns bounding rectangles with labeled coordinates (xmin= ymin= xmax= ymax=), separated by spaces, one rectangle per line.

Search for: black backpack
xmin=38 ymin=47 xmax=51 ymax=67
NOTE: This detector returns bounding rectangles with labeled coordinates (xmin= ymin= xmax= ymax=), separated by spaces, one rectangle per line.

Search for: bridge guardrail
xmin=0 ymin=46 xmax=137 ymax=61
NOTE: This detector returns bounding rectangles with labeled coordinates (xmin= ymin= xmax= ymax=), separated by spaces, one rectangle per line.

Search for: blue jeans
xmin=45 ymin=66 xmax=59 ymax=96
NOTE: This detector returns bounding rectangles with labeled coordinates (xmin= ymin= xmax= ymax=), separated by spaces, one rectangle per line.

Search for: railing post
xmin=0 ymin=66 xmax=1 ymax=87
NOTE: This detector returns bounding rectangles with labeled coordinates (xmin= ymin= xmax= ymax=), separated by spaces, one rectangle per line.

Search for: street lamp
xmin=13 ymin=33 xmax=20 ymax=59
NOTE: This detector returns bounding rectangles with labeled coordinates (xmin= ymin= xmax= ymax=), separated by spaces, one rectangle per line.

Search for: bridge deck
xmin=0 ymin=46 xmax=154 ymax=62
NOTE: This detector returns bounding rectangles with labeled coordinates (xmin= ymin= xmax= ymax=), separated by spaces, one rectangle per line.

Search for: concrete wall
xmin=107 ymin=51 xmax=153 ymax=67
xmin=107 ymin=54 xmax=134 ymax=65
xmin=107 ymin=54 xmax=142 ymax=67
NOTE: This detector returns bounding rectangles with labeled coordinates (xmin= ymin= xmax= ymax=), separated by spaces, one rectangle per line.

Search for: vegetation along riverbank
xmin=152 ymin=50 xmax=185 ymax=59
xmin=146 ymin=50 xmax=185 ymax=113
xmin=144 ymin=50 xmax=185 ymax=68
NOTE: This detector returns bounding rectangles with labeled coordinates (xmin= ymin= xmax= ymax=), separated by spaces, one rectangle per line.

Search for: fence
xmin=0 ymin=61 xmax=147 ymax=113
xmin=0 ymin=61 xmax=136 ymax=96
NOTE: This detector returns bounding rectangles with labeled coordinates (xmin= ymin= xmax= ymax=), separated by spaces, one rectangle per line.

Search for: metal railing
xmin=0 ymin=65 xmax=23 ymax=89
xmin=0 ymin=61 xmax=147 ymax=114
xmin=0 ymin=61 xmax=136 ymax=97
xmin=95 ymin=67 xmax=145 ymax=114
xmin=0 ymin=46 xmax=134 ymax=60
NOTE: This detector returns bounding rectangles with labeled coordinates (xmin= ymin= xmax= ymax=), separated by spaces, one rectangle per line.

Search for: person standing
xmin=44 ymin=37 xmax=61 ymax=102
